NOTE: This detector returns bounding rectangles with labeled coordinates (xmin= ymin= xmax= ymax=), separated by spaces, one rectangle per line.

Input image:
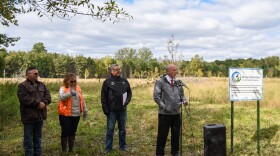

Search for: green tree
xmin=65 ymin=55 xmax=76 ymax=74
xmin=134 ymin=47 xmax=153 ymax=78
xmin=31 ymin=42 xmax=47 ymax=53
xmin=86 ymin=57 xmax=96 ymax=78
xmin=33 ymin=53 xmax=53 ymax=78
xmin=4 ymin=51 xmax=26 ymax=77
xmin=134 ymin=59 xmax=147 ymax=78
xmin=16 ymin=42 xmax=53 ymax=77
xmin=0 ymin=0 xmax=132 ymax=47
xmin=84 ymin=69 xmax=89 ymax=79
xmin=239 ymin=58 xmax=256 ymax=68
xmin=0 ymin=49 xmax=8 ymax=77
xmin=218 ymin=64 xmax=226 ymax=77
xmin=188 ymin=54 xmax=204 ymax=77
xmin=263 ymin=56 xmax=279 ymax=77
xmin=0 ymin=34 xmax=20 ymax=48
xmin=1 ymin=0 xmax=132 ymax=26
xmin=53 ymin=53 xmax=67 ymax=78
xmin=115 ymin=47 xmax=137 ymax=78
xmin=137 ymin=47 xmax=153 ymax=62
xmin=179 ymin=61 xmax=189 ymax=77
xmin=102 ymin=56 xmax=116 ymax=69
xmin=94 ymin=59 xmax=107 ymax=82
xmin=75 ymin=55 xmax=87 ymax=78
xmin=148 ymin=58 xmax=160 ymax=78
xmin=205 ymin=62 xmax=219 ymax=77
xmin=115 ymin=47 xmax=136 ymax=60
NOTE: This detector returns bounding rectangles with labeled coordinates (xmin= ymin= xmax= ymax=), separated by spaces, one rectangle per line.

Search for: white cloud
xmin=2 ymin=0 xmax=280 ymax=61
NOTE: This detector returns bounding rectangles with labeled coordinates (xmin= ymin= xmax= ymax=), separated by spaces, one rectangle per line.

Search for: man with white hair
xmin=153 ymin=64 xmax=187 ymax=156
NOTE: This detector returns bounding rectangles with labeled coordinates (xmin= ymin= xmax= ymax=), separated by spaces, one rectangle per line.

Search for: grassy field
xmin=0 ymin=77 xmax=280 ymax=155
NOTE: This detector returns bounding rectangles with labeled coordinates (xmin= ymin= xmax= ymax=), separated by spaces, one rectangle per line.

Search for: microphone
xmin=175 ymin=80 xmax=189 ymax=90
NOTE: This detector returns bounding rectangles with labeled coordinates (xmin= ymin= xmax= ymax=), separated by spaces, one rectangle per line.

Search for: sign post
xmin=229 ymin=68 xmax=263 ymax=155
xmin=230 ymin=101 xmax=234 ymax=154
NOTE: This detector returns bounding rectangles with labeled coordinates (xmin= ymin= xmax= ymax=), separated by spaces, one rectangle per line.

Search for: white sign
xmin=229 ymin=68 xmax=263 ymax=101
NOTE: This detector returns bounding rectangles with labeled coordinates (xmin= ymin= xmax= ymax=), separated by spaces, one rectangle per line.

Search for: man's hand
xmin=38 ymin=102 xmax=46 ymax=109
xmin=176 ymin=101 xmax=188 ymax=108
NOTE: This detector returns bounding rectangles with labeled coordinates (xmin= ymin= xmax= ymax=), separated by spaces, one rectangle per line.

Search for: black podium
xmin=204 ymin=124 xmax=226 ymax=156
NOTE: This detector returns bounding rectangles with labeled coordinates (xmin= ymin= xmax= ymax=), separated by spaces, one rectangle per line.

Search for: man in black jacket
xmin=17 ymin=66 xmax=51 ymax=156
xmin=101 ymin=64 xmax=132 ymax=153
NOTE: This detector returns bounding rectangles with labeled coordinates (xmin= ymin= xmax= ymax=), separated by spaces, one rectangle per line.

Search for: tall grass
xmin=0 ymin=82 xmax=19 ymax=131
xmin=185 ymin=77 xmax=280 ymax=107
xmin=1 ymin=78 xmax=280 ymax=155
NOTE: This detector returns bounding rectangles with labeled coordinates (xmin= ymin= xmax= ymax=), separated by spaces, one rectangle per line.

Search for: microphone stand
xmin=178 ymin=82 xmax=190 ymax=156
xmin=184 ymin=85 xmax=190 ymax=116
xmin=180 ymin=101 xmax=183 ymax=156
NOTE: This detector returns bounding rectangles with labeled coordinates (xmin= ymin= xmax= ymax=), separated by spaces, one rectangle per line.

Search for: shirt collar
xmin=165 ymin=75 xmax=175 ymax=83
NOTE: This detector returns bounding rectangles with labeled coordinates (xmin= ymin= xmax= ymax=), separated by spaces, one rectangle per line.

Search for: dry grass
xmin=1 ymin=77 xmax=280 ymax=155
xmin=2 ymin=76 xmax=280 ymax=107
xmin=178 ymin=77 xmax=280 ymax=108
xmin=0 ymin=78 xmax=149 ymax=88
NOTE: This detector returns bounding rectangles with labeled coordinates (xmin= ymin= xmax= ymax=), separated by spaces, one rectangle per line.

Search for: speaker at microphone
xmin=175 ymin=80 xmax=189 ymax=89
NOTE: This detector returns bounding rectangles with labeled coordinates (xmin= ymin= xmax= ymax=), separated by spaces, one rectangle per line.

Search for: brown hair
xmin=63 ymin=73 xmax=76 ymax=88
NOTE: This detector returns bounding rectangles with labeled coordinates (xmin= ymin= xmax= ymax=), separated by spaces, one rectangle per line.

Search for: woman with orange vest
xmin=58 ymin=73 xmax=88 ymax=153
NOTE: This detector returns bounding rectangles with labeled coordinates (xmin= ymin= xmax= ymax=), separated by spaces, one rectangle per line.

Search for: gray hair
xmin=109 ymin=64 xmax=119 ymax=72
xmin=165 ymin=64 xmax=176 ymax=72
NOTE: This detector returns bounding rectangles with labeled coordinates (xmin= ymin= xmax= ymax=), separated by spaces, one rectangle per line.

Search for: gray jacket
xmin=153 ymin=76 xmax=186 ymax=115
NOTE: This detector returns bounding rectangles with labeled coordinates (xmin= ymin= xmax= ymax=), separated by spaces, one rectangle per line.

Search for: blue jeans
xmin=106 ymin=111 xmax=127 ymax=150
xmin=23 ymin=121 xmax=43 ymax=156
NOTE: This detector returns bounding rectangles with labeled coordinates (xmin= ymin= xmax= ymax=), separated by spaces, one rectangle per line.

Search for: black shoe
xmin=104 ymin=149 xmax=111 ymax=154
xmin=120 ymin=148 xmax=128 ymax=152
xmin=171 ymin=152 xmax=180 ymax=156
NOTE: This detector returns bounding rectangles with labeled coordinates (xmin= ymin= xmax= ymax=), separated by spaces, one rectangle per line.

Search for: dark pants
xmin=59 ymin=115 xmax=80 ymax=138
xmin=23 ymin=121 xmax=43 ymax=156
xmin=106 ymin=111 xmax=127 ymax=150
xmin=156 ymin=114 xmax=181 ymax=156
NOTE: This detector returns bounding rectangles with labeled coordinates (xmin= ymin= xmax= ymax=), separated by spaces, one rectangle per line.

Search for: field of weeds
xmin=0 ymin=77 xmax=280 ymax=155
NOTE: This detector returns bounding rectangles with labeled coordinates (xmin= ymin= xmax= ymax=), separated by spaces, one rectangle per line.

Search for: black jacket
xmin=17 ymin=79 xmax=51 ymax=124
xmin=101 ymin=76 xmax=132 ymax=115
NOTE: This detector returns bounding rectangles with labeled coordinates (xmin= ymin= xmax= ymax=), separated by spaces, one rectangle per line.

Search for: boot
xmin=61 ymin=137 xmax=68 ymax=152
xmin=68 ymin=136 xmax=75 ymax=152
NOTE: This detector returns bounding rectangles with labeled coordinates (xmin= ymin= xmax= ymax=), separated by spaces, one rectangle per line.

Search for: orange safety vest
xmin=58 ymin=85 xmax=85 ymax=116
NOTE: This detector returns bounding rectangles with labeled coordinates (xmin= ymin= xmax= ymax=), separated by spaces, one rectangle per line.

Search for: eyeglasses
xmin=70 ymin=80 xmax=76 ymax=83
xmin=29 ymin=73 xmax=38 ymax=75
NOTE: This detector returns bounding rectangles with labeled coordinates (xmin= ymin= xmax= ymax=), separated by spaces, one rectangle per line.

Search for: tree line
xmin=1 ymin=42 xmax=280 ymax=79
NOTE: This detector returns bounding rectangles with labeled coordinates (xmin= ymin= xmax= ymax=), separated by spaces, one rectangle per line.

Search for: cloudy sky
xmin=2 ymin=0 xmax=280 ymax=61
